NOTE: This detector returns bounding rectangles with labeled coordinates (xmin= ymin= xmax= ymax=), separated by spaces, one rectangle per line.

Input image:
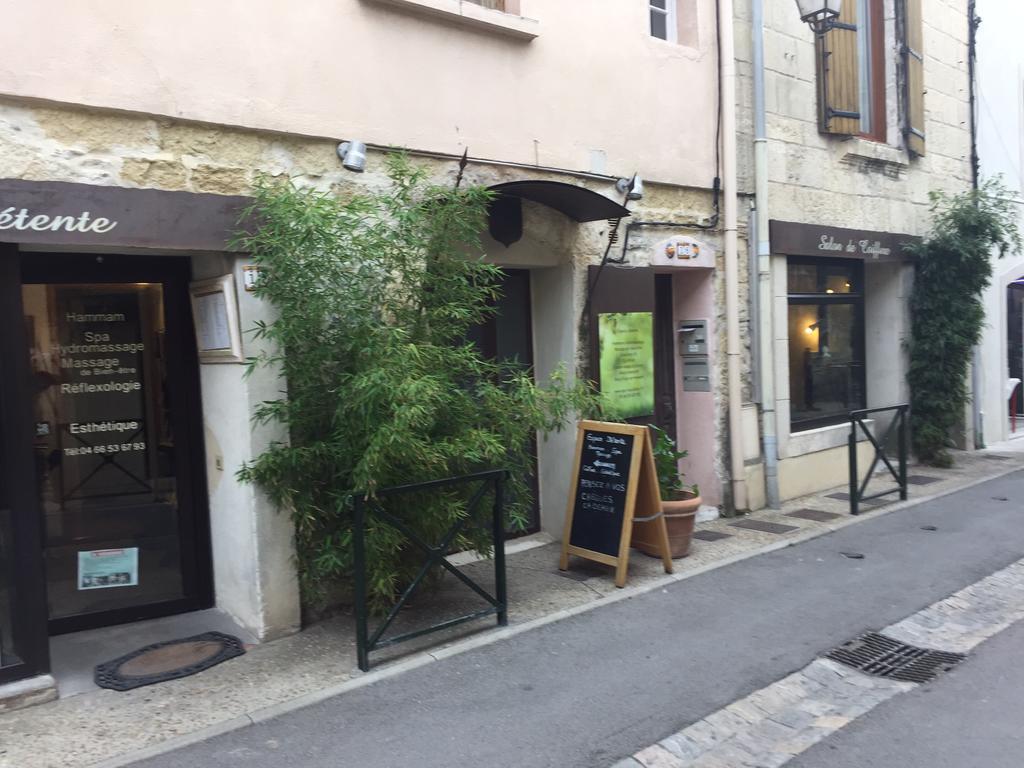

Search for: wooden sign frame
xmin=559 ymin=421 xmax=673 ymax=587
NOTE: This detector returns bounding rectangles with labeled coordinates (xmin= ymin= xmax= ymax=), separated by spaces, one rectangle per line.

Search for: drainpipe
xmin=720 ymin=0 xmax=748 ymax=512
xmin=968 ymin=0 xmax=984 ymax=448
xmin=752 ymin=0 xmax=780 ymax=507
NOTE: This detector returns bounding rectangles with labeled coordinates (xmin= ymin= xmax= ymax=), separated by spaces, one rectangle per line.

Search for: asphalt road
xmin=791 ymin=614 xmax=1024 ymax=768
xmin=133 ymin=471 xmax=1024 ymax=768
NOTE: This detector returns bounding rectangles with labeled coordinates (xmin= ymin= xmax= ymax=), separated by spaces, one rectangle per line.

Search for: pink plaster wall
xmin=671 ymin=268 xmax=721 ymax=506
xmin=0 ymin=0 xmax=718 ymax=186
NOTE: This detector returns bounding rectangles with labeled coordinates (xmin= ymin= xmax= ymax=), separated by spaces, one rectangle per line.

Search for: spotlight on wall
xmin=336 ymin=141 xmax=367 ymax=172
xmin=794 ymin=0 xmax=841 ymax=35
xmin=805 ymin=322 xmax=820 ymax=334
xmin=616 ymin=175 xmax=644 ymax=201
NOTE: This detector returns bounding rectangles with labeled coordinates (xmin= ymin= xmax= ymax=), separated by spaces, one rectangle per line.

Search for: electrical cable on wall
xmin=580 ymin=0 xmax=726 ymax=372
xmin=604 ymin=0 xmax=724 ymax=268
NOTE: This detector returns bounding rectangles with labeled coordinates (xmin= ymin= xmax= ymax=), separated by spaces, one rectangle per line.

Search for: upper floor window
xmin=816 ymin=0 xmax=925 ymax=154
xmin=649 ymin=0 xmax=677 ymax=43
xmin=464 ymin=0 xmax=516 ymax=11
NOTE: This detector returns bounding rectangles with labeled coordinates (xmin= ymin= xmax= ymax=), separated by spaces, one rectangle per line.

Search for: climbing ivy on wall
xmin=908 ymin=179 xmax=1020 ymax=466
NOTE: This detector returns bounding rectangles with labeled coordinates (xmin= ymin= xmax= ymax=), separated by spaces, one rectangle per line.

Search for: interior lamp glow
xmin=794 ymin=0 xmax=841 ymax=34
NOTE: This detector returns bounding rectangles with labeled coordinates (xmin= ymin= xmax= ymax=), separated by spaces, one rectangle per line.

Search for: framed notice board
xmin=189 ymin=274 xmax=244 ymax=363
xmin=559 ymin=421 xmax=672 ymax=587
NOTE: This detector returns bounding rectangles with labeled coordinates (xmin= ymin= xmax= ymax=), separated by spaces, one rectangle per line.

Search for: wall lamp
xmin=616 ymin=175 xmax=644 ymax=201
xmin=794 ymin=0 xmax=841 ymax=35
xmin=336 ymin=141 xmax=367 ymax=172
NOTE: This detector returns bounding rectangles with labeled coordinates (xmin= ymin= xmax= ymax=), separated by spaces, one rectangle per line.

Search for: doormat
xmin=94 ymin=631 xmax=246 ymax=691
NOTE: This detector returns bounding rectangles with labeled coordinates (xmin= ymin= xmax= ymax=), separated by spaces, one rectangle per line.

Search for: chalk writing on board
xmin=569 ymin=430 xmax=635 ymax=556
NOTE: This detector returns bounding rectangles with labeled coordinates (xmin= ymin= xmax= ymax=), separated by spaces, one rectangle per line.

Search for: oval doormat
xmin=94 ymin=631 xmax=246 ymax=691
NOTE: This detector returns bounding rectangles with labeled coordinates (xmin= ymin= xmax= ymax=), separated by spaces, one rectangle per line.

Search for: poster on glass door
xmin=78 ymin=548 xmax=139 ymax=589
xmin=598 ymin=312 xmax=655 ymax=419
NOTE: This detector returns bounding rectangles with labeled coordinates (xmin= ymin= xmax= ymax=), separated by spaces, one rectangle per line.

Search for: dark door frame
xmin=0 ymin=244 xmax=50 ymax=684
xmin=18 ymin=251 xmax=214 ymax=636
xmin=468 ymin=268 xmax=540 ymax=535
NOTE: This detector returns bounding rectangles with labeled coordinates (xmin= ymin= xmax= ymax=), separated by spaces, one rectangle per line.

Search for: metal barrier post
xmin=353 ymin=496 xmax=370 ymax=672
xmin=493 ymin=473 xmax=508 ymax=627
xmin=849 ymin=419 xmax=860 ymax=516
xmin=351 ymin=469 xmax=509 ymax=671
xmin=898 ymin=406 xmax=908 ymax=501
xmin=847 ymin=404 xmax=910 ymax=515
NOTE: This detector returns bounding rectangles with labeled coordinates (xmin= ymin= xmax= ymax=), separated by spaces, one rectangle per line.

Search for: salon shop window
xmin=786 ymin=258 xmax=866 ymax=431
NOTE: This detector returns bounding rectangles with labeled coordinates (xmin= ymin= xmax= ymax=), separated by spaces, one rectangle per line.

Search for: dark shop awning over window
xmin=487 ymin=181 xmax=631 ymax=222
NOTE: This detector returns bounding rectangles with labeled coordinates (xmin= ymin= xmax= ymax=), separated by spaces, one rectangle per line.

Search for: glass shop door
xmin=0 ymin=247 xmax=49 ymax=684
xmin=21 ymin=254 xmax=212 ymax=634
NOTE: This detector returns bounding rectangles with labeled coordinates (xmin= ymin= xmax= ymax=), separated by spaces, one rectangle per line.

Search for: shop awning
xmin=488 ymin=181 xmax=630 ymax=223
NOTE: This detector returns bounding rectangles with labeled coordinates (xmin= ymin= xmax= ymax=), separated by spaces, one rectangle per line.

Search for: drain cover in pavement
xmin=906 ymin=475 xmax=942 ymax=486
xmin=692 ymin=530 xmax=733 ymax=542
xmin=785 ymin=508 xmax=841 ymax=522
xmin=95 ymin=631 xmax=246 ymax=691
xmin=728 ymin=519 xmax=799 ymax=534
xmin=825 ymin=492 xmax=884 ymax=506
xmin=826 ymin=632 xmax=965 ymax=683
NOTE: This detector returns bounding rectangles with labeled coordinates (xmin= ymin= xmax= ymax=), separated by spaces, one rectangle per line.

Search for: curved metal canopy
xmin=488 ymin=181 xmax=630 ymax=223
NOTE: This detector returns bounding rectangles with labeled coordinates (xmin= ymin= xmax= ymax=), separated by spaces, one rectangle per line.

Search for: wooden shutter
xmin=817 ymin=2 xmax=861 ymax=135
xmin=901 ymin=0 xmax=926 ymax=155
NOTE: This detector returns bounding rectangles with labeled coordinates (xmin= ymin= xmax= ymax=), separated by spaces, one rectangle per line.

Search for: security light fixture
xmin=795 ymin=0 xmax=841 ymax=35
xmin=616 ymin=175 xmax=644 ymax=201
xmin=336 ymin=141 xmax=367 ymax=172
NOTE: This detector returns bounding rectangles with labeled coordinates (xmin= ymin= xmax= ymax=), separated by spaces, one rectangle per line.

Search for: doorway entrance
xmin=1009 ymin=278 xmax=1024 ymax=436
xmin=466 ymin=268 xmax=540 ymax=533
xmin=7 ymin=252 xmax=212 ymax=643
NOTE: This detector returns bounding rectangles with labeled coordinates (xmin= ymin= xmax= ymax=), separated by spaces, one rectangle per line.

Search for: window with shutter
xmin=900 ymin=0 xmax=926 ymax=155
xmin=817 ymin=3 xmax=861 ymax=134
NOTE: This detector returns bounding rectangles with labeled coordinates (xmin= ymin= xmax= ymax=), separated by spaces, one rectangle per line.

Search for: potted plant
xmin=632 ymin=425 xmax=702 ymax=559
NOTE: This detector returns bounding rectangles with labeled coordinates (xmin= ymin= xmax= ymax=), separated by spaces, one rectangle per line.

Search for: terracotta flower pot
xmin=632 ymin=490 xmax=701 ymax=559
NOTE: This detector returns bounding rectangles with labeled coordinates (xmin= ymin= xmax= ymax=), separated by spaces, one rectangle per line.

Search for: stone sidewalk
xmin=613 ymin=557 xmax=1024 ymax=768
xmin=2 ymin=446 xmax=1022 ymax=768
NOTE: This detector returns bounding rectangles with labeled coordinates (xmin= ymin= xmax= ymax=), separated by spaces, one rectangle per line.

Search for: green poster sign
xmin=598 ymin=312 xmax=654 ymax=419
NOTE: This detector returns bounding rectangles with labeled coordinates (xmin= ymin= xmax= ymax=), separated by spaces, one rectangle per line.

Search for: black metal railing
xmin=848 ymin=404 xmax=909 ymax=515
xmin=352 ymin=469 xmax=509 ymax=671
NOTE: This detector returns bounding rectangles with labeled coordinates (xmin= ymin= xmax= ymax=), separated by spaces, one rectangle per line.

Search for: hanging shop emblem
xmin=652 ymin=235 xmax=714 ymax=268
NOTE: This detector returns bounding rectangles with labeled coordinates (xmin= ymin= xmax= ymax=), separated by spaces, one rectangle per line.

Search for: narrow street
xmin=790 ymin=618 xmax=1024 ymax=768
xmin=129 ymin=471 xmax=1024 ymax=768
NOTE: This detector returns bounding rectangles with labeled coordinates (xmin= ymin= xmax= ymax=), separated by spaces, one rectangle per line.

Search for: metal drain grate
xmin=826 ymin=632 xmax=966 ymax=683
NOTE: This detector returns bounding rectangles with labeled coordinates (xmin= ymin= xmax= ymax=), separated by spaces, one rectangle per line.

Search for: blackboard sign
xmin=559 ymin=421 xmax=672 ymax=587
xmin=569 ymin=430 xmax=634 ymax=556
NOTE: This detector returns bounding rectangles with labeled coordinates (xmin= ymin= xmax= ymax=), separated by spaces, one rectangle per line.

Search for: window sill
xmin=365 ymin=0 xmax=539 ymax=40
xmin=784 ymin=419 xmax=871 ymax=459
xmin=837 ymin=138 xmax=909 ymax=178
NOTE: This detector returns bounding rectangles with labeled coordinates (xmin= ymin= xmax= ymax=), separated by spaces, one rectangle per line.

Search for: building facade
xmin=737 ymin=0 xmax=974 ymax=507
xmin=975 ymin=0 xmax=1024 ymax=446
xmin=0 ymin=0 xmax=986 ymax=705
xmin=0 ymin=0 xmax=746 ymax=697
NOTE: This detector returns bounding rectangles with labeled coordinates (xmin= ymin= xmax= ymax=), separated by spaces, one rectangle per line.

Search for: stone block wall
xmin=0 ymin=93 xmax=748 ymax=526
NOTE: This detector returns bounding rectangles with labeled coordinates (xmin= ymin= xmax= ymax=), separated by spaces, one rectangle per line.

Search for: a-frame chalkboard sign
xmin=559 ymin=421 xmax=673 ymax=587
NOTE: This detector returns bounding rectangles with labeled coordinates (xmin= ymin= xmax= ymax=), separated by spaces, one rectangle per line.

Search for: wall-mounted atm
xmin=679 ymin=319 xmax=710 ymax=392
